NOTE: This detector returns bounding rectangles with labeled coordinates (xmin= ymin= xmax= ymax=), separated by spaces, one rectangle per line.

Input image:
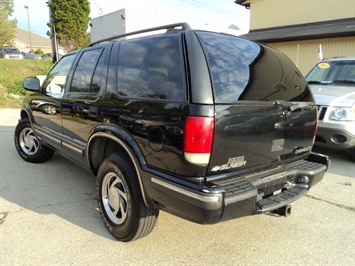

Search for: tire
xmin=96 ymin=153 xmax=159 ymax=242
xmin=349 ymin=148 xmax=355 ymax=162
xmin=14 ymin=118 xmax=54 ymax=163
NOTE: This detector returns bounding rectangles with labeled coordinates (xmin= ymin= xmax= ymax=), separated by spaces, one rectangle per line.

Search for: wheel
xmin=14 ymin=118 xmax=54 ymax=163
xmin=96 ymin=153 xmax=159 ymax=242
xmin=39 ymin=104 xmax=56 ymax=115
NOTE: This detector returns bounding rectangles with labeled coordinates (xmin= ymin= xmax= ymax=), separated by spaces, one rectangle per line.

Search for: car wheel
xmin=14 ymin=118 xmax=54 ymax=163
xmin=97 ymin=153 xmax=159 ymax=242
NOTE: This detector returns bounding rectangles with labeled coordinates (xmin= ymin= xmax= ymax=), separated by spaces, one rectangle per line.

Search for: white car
xmin=0 ymin=47 xmax=23 ymax=59
xmin=306 ymin=57 xmax=355 ymax=160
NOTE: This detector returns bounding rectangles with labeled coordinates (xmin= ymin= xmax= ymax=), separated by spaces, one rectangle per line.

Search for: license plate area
xmin=258 ymin=173 xmax=293 ymax=197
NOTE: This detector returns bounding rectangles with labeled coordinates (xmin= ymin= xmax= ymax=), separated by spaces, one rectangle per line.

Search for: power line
xmin=180 ymin=0 xmax=246 ymax=22
xmin=92 ymin=0 xmax=102 ymax=15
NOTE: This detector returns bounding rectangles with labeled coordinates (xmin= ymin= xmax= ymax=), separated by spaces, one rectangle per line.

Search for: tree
xmin=47 ymin=0 xmax=90 ymax=52
xmin=0 ymin=0 xmax=17 ymax=47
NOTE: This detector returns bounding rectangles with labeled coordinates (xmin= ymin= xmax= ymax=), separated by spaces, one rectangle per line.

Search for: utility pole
xmin=48 ymin=0 xmax=58 ymax=63
xmin=24 ymin=5 xmax=32 ymax=52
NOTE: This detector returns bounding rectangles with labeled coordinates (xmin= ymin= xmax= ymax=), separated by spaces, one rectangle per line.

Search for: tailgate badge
xmin=211 ymin=156 xmax=247 ymax=172
xmin=271 ymin=139 xmax=285 ymax=152
xmin=294 ymin=146 xmax=312 ymax=154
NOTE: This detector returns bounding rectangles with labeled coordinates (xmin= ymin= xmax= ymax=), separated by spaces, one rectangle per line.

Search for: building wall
xmin=247 ymin=0 xmax=355 ymax=30
xmin=90 ymin=9 xmax=126 ymax=43
xmin=13 ymin=40 xmax=57 ymax=54
xmin=14 ymin=28 xmax=65 ymax=55
xmin=269 ymin=36 xmax=355 ymax=75
xmin=90 ymin=7 xmax=178 ymax=43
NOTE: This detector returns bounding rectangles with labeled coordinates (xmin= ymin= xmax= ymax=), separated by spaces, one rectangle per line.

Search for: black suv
xmin=14 ymin=23 xmax=329 ymax=242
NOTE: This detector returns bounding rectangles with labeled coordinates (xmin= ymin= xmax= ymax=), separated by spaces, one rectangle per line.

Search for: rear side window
xmin=196 ymin=31 xmax=312 ymax=103
xmin=117 ymin=34 xmax=185 ymax=101
xmin=70 ymin=48 xmax=105 ymax=94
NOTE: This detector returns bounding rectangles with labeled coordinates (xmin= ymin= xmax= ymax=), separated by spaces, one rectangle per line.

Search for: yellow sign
xmin=318 ymin=63 xmax=330 ymax=69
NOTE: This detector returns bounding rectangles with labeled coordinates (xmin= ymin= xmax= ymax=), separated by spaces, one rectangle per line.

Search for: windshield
xmin=3 ymin=47 xmax=20 ymax=54
xmin=305 ymin=60 xmax=355 ymax=84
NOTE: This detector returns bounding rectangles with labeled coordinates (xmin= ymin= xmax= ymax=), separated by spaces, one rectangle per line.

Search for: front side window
xmin=117 ymin=34 xmax=185 ymax=101
xmin=42 ymin=54 xmax=76 ymax=98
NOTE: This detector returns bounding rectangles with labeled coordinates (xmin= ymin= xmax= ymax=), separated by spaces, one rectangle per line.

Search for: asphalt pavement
xmin=1 ymin=108 xmax=354 ymax=266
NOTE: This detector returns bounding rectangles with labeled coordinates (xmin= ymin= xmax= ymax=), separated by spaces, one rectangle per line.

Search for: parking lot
xmin=1 ymin=108 xmax=354 ymax=265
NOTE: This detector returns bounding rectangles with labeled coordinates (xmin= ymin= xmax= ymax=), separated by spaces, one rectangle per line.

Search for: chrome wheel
xmin=97 ymin=153 xmax=158 ymax=241
xmin=19 ymin=127 xmax=40 ymax=155
xmin=14 ymin=118 xmax=54 ymax=163
xmin=102 ymin=171 xmax=129 ymax=225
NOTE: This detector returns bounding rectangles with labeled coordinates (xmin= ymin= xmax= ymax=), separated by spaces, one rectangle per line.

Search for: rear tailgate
xmin=194 ymin=31 xmax=318 ymax=176
xmin=209 ymin=102 xmax=317 ymax=175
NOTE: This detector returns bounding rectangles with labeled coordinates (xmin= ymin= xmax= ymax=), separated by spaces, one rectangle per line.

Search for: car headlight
xmin=329 ymin=107 xmax=355 ymax=121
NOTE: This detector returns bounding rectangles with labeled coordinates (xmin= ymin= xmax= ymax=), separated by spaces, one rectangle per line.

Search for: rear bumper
xmin=142 ymin=152 xmax=329 ymax=224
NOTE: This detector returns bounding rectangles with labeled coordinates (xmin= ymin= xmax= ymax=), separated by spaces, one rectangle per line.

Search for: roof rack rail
xmin=89 ymin=22 xmax=191 ymax=47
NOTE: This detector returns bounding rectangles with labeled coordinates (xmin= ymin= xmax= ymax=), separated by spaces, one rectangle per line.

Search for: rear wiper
xmin=306 ymin=80 xmax=331 ymax=85
xmin=331 ymin=80 xmax=355 ymax=84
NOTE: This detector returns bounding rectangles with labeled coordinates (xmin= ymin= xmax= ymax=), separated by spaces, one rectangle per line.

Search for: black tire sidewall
xmin=96 ymin=154 xmax=141 ymax=241
xmin=349 ymin=148 xmax=355 ymax=161
xmin=14 ymin=118 xmax=53 ymax=163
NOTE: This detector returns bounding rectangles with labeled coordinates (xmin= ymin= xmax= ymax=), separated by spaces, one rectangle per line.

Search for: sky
xmin=11 ymin=0 xmax=250 ymax=38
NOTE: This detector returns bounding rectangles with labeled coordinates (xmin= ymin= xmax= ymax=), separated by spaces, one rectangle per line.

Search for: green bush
xmin=0 ymin=59 xmax=53 ymax=107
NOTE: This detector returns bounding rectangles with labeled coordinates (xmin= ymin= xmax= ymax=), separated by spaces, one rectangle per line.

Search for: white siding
xmin=269 ymin=36 xmax=355 ymax=75
xmin=249 ymin=0 xmax=355 ymax=30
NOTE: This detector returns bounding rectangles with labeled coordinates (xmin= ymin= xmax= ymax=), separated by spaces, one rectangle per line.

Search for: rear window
xmin=196 ymin=31 xmax=312 ymax=103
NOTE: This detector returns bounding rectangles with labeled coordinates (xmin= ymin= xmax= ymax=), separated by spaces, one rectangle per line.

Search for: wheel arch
xmin=87 ymin=127 xmax=150 ymax=206
xmin=20 ymin=105 xmax=36 ymax=126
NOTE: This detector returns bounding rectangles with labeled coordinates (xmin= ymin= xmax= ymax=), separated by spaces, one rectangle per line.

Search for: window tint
xmin=70 ymin=48 xmax=105 ymax=93
xmin=117 ymin=34 xmax=185 ymax=101
xmin=42 ymin=54 xmax=76 ymax=98
xmin=306 ymin=61 xmax=355 ymax=83
xmin=3 ymin=47 xmax=20 ymax=54
xmin=196 ymin=31 xmax=312 ymax=103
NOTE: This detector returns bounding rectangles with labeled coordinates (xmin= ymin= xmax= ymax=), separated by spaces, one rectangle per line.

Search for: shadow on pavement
xmin=1 ymin=123 xmax=353 ymax=244
xmin=0 ymin=125 xmax=114 ymax=241
xmin=312 ymin=146 xmax=354 ymax=178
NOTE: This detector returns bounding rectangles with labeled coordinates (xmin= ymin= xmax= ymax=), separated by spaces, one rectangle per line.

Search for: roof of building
xmin=241 ymin=18 xmax=355 ymax=42
xmin=234 ymin=0 xmax=250 ymax=8
xmin=15 ymin=28 xmax=52 ymax=48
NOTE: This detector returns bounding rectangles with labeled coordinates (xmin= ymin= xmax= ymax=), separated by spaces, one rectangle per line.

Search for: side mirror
xmin=23 ymin=77 xmax=40 ymax=91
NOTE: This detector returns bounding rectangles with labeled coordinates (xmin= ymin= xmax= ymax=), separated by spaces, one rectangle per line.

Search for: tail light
xmin=184 ymin=116 xmax=214 ymax=165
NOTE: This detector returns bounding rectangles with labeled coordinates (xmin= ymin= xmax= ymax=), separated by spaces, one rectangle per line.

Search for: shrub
xmin=0 ymin=59 xmax=53 ymax=107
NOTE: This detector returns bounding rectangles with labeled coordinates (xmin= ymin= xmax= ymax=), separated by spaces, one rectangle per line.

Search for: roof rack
xmin=89 ymin=22 xmax=191 ymax=47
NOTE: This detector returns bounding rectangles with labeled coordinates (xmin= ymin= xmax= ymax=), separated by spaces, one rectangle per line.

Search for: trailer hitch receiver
xmin=271 ymin=205 xmax=292 ymax=217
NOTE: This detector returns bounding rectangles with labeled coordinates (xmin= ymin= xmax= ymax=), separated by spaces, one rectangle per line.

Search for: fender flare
xmin=87 ymin=126 xmax=150 ymax=206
